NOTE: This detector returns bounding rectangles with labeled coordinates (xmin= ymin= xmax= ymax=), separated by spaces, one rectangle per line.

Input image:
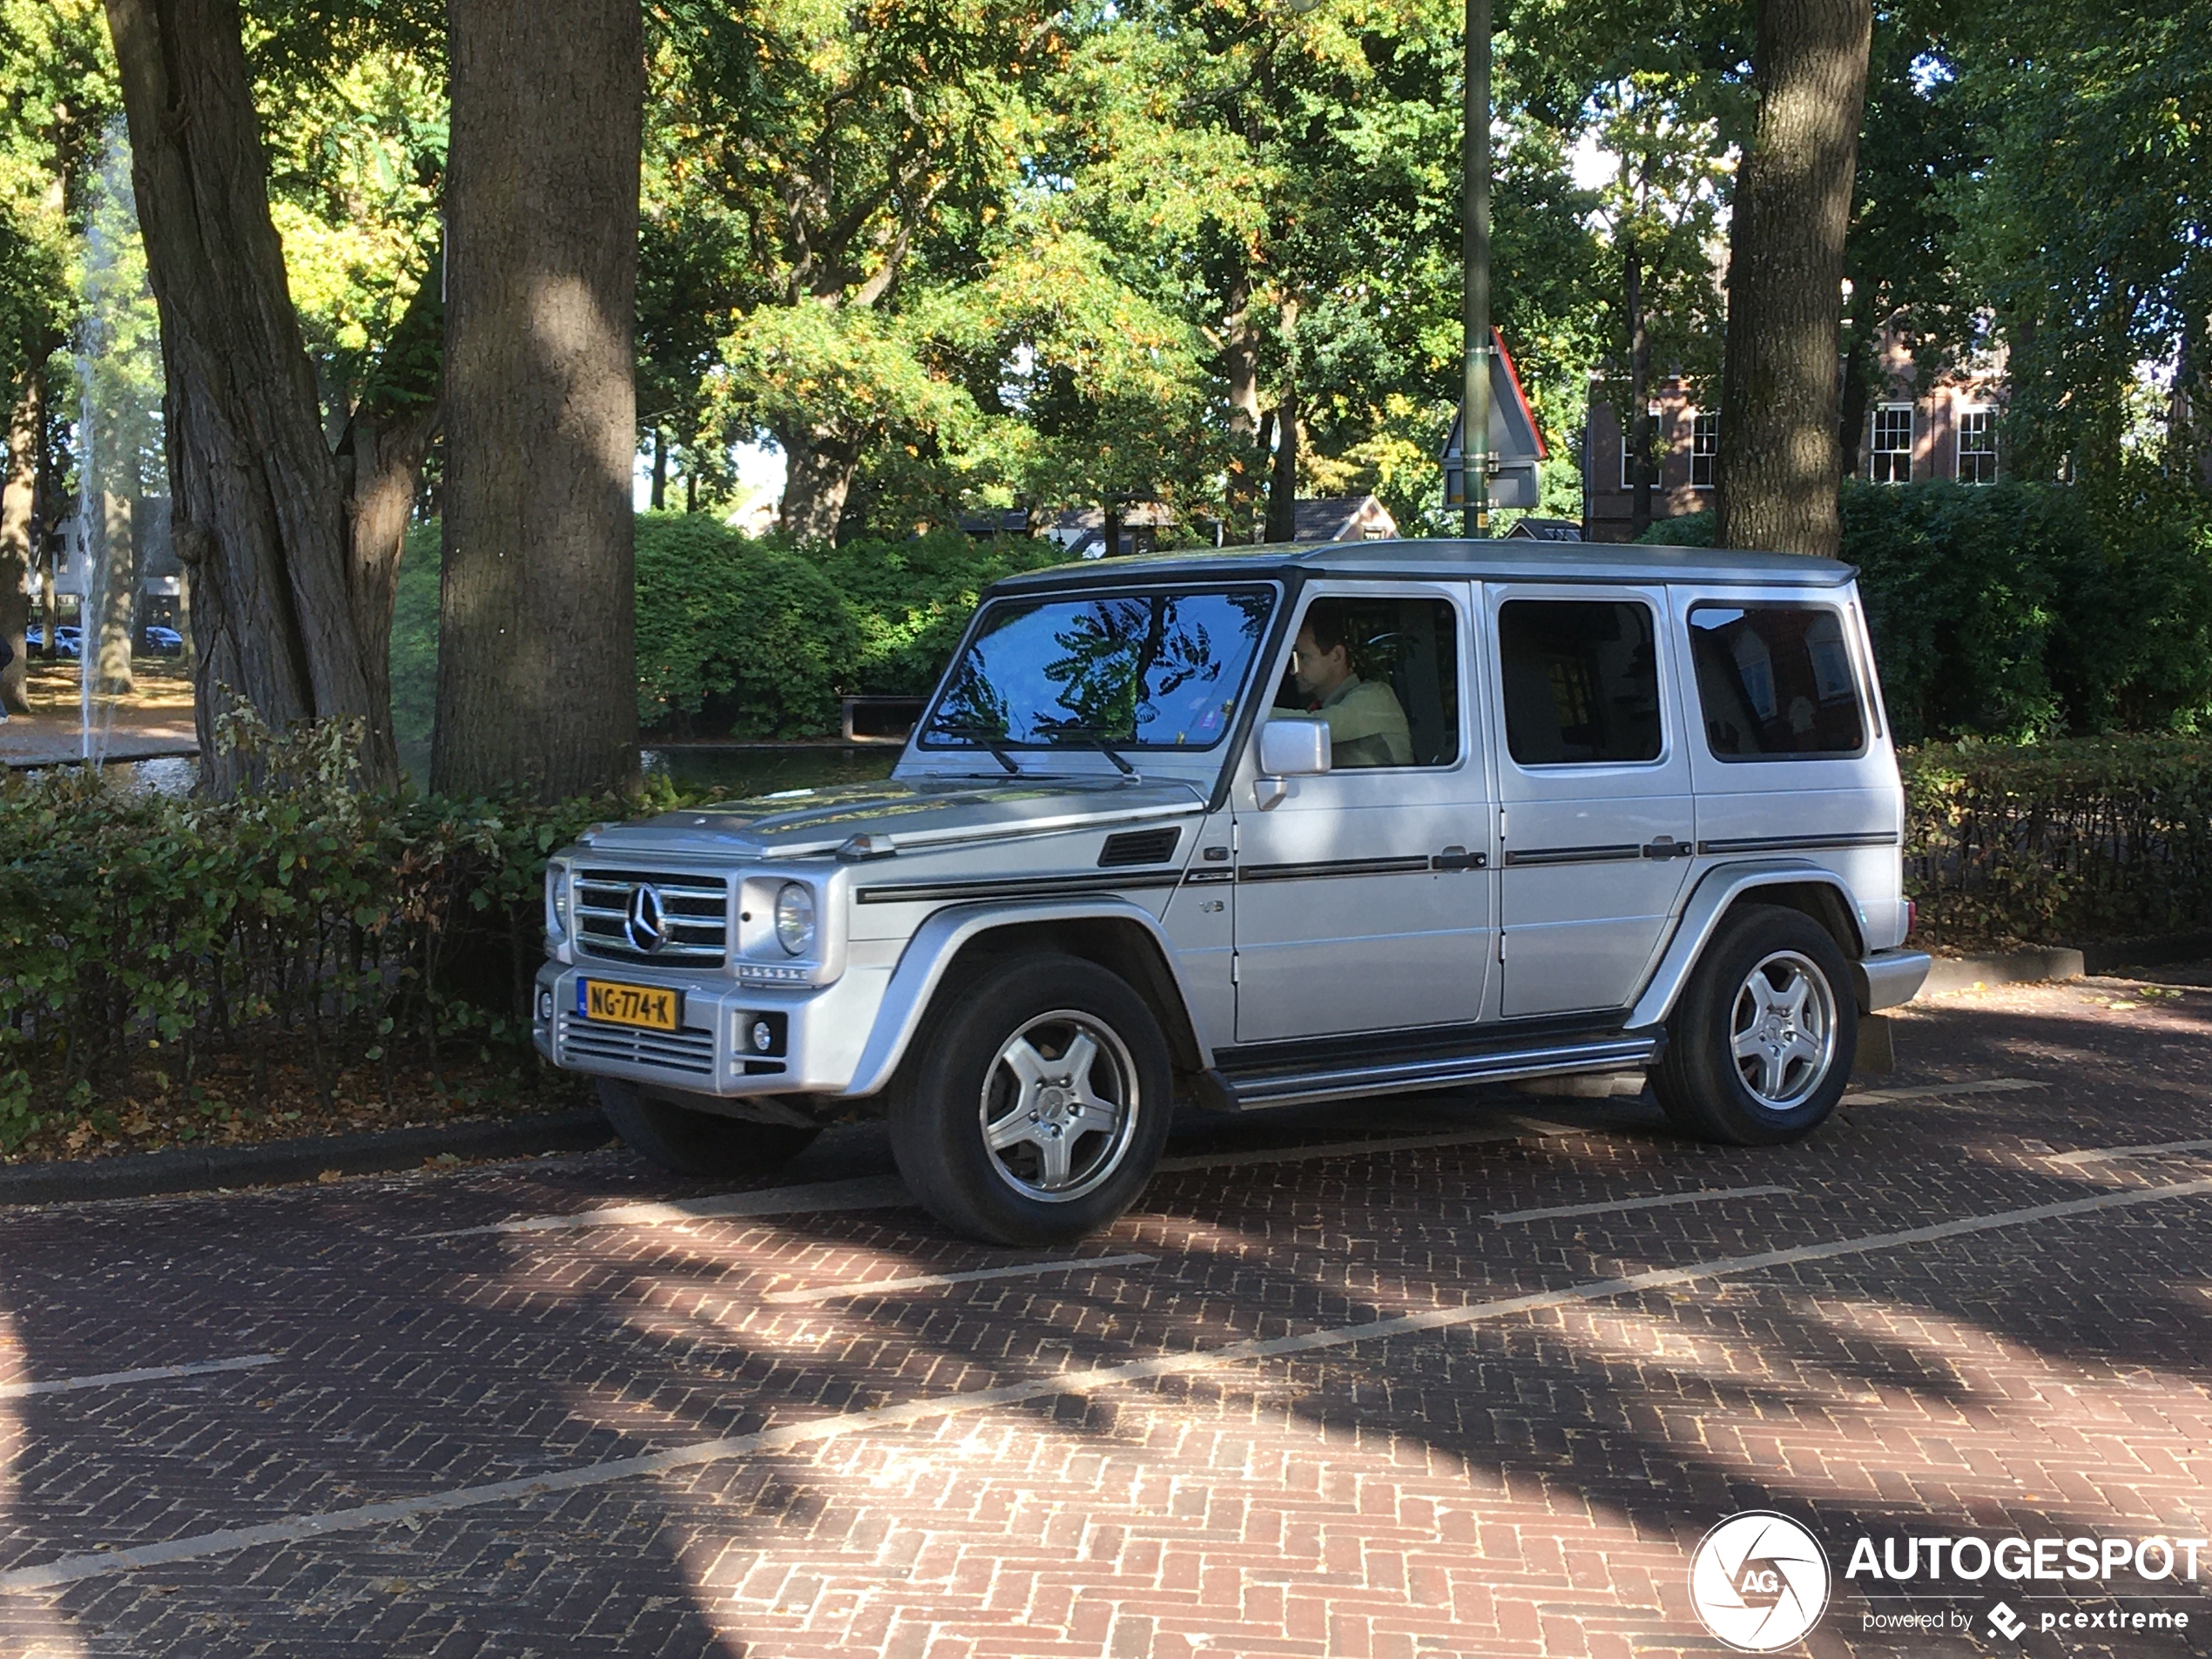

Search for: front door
xmin=1231 ymin=584 xmax=1494 ymax=1043
xmin=1487 ymin=584 xmax=1696 ymax=1018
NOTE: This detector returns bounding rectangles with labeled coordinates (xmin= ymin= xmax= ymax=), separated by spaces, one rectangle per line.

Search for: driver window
xmin=1271 ymin=595 xmax=1460 ymax=768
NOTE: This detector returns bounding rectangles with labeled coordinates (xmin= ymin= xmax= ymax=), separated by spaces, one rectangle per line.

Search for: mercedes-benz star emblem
xmin=624 ymin=883 xmax=668 ymax=953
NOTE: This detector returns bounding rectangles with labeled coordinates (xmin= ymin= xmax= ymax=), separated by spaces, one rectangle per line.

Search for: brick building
xmin=1580 ymin=341 xmax=2006 ymax=543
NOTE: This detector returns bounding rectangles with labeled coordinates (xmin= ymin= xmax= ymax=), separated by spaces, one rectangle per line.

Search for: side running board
xmin=1201 ymin=1033 xmax=1663 ymax=1113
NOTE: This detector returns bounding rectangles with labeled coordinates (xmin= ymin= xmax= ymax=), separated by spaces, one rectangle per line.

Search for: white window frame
xmin=1955 ymin=405 xmax=1997 ymax=484
xmin=1689 ymin=412 xmax=1718 ymax=489
xmin=1869 ymin=403 xmax=1914 ymax=484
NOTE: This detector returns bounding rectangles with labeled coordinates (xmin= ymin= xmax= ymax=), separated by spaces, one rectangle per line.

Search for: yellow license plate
xmin=578 ymin=980 xmax=681 ymax=1032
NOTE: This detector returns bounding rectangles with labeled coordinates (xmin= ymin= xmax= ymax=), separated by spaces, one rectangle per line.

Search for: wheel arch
xmin=845 ymin=900 xmax=1211 ymax=1099
xmin=1628 ymin=861 xmax=1869 ymax=1029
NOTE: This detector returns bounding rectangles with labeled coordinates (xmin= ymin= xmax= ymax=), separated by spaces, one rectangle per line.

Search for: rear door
xmin=1486 ymin=583 xmax=1696 ymax=1017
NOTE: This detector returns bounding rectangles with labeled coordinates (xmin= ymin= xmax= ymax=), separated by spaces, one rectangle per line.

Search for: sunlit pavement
xmin=2 ymin=979 xmax=2209 ymax=1658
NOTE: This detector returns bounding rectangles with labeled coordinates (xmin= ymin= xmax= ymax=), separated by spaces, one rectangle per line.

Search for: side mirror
xmin=1256 ymin=717 xmax=1332 ymax=805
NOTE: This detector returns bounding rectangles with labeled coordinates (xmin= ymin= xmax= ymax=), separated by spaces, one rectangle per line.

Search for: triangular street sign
xmin=1441 ymin=330 xmax=1546 ymax=510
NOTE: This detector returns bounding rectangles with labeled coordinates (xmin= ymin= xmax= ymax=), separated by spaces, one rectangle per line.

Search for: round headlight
xmin=774 ymin=881 xmax=816 ymax=956
xmin=546 ymin=863 xmax=570 ymax=936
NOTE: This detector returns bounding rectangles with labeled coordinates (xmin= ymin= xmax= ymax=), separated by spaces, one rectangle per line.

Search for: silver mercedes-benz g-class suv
xmin=535 ymin=539 xmax=1929 ymax=1244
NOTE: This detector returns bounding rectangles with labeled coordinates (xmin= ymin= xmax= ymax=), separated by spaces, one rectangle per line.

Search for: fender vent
xmin=1098 ymin=826 xmax=1182 ymax=868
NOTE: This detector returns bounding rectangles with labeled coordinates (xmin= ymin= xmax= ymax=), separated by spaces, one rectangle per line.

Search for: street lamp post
xmin=1462 ymin=0 xmax=1491 ymax=538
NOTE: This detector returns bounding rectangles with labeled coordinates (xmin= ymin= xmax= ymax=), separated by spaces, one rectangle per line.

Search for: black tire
xmin=1651 ymin=904 xmax=1858 ymax=1146
xmin=597 ymin=1078 xmax=820 ymax=1178
xmin=887 ymin=953 xmax=1173 ymax=1246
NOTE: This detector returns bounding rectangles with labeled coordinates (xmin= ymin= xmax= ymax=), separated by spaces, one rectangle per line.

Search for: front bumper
xmin=532 ymin=960 xmax=889 ymax=1098
xmin=1854 ymin=948 xmax=1932 ymax=1011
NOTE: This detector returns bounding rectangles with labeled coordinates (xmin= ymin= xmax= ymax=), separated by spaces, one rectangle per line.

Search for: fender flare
xmin=1625 ymin=860 xmax=1866 ymax=1030
xmin=844 ymin=897 xmax=1212 ymax=1097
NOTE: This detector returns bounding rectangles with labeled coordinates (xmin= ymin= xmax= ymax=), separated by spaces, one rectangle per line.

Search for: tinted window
xmin=1689 ymin=604 xmax=1866 ymax=758
xmin=1271 ymin=596 xmax=1460 ymax=768
xmin=1499 ymin=599 xmax=1662 ymax=765
xmin=921 ymin=587 xmax=1272 ymax=751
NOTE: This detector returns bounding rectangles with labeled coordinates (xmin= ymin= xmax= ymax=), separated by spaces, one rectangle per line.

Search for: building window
xmin=1869 ymin=404 xmax=1913 ymax=483
xmin=1619 ymin=403 xmax=1661 ymax=489
xmin=1957 ymin=406 xmax=1997 ymax=484
xmin=1690 ymin=412 xmax=1718 ymax=489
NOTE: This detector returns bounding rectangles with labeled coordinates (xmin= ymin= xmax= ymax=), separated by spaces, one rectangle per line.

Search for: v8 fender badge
xmin=1689 ymin=1511 xmax=1831 ymax=1651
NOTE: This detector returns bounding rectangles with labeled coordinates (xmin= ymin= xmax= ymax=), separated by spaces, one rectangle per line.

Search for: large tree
xmin=431 ymin=0 xmax=643 ymax=801
xmin=98 ymin=0 xmax=441 ymax=789
xmin=1715 ymin=0 xmax=1874 ymax=556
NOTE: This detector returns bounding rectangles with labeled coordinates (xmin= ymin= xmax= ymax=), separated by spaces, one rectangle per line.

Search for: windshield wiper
xmin=924 ymin=719 xmax=1021 ymax=775
xmin=1048 ymin=726 xmax=1138 ymax=778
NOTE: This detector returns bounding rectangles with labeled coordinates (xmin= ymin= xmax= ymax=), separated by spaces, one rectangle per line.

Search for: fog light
xmin=751 ymin=1020 xmax=774 ymax=1054
xmin=536 ymin=989 xmax=555 ymax=1022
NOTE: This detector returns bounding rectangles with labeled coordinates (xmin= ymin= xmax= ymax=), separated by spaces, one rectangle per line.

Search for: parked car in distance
xmin=139 ymin=625 xmax=184 ymax=655
xmin=536 ymin=538 xmax=1930 ymax=1244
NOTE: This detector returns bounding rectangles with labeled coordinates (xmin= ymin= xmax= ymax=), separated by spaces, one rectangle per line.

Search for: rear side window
xmin=1688 ymin=604 xmax=1866 ymax=758
xmin=1498 ymin=599 xmax=1662 ymax=765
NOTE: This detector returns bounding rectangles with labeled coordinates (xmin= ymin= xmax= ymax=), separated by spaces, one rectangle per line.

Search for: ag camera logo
xmin=1689 ymin=1511 xmax=1831 ymax=1651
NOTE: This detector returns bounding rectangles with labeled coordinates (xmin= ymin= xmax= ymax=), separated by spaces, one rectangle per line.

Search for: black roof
xmin=991 ymin=536 xmax=1855 ymax=590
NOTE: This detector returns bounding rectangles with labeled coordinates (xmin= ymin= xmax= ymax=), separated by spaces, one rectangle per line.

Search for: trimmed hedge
xmin=1902 ymin=737 xmax=2212 ymax=951
xmin=1639 ymin=482 xmax=2212 ymax=745
xmin=390 ymin=517 xmax=1070 ymax=748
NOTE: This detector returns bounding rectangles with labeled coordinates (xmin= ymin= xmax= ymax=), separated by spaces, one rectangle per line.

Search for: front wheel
xmin=888 ymin=953 xmax=1173 ymax=1245
xmin=1651 ymin=905 xmax=1858 ymax=1145
xmin=597 ymin=1078 xmax=821 ymax=1178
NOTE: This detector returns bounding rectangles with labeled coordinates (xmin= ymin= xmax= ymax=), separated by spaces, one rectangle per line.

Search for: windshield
xmin=921 ymin=586 xmax=1276 ymax=752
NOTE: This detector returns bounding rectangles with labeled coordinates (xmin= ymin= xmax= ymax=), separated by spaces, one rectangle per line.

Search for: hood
xmin=572 ymin=775 xmax=1209 ymax=860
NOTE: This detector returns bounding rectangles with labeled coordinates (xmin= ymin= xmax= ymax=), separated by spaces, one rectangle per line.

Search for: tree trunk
xmin=1222 ymin=275 xmax=1264 ymax=545
xmin=1626 ymin=237 xmax=1654 ymax=538
xmin=1836 ymin=293 xmax=1874 ymax=479
xmin=102 ymin=0 xmax=402 ymax=788
xmin=0 ymin=366 xmax=37 ymax=713
xmin=775 ymin=421 xmax=860 ymax=543
xmin=1264 ymin=385 xmax=1300 ymax=543
xmin=435 ymin=0 xmax=643 ymax=803
xmin=650 ymin=427 xmax=666 ymax=509
xmin=1103 ymin=500 xmax=1124 ymax=557
xmin=1716 ymin=0 xmax=1873 ymax=557
xmin=95 ymin=493 xmax=136 ymax=698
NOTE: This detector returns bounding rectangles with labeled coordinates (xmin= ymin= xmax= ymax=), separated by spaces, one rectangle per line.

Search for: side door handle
xmin=1433 ymin=846 xmax=1487 ymax=871
xmin=1642 ymin=837 xmax=1695 ymax=860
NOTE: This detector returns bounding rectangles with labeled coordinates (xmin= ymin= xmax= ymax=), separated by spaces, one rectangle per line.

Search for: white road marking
xmin=1487 ymin=1184 xmax=1794 ymax=1224
xmin=13 ymin=1175 xmax=2210 ymax=1595
xmin=0 ymin=1354 xmax=280 ymax=1402
xmin=2045 ymin=1137 xmax=2212 ymax=1167
xmin=435 ymin=1127 xmax=1536 ymax=1238
xmin=1840 ymin=1077 xmax=2044 ymax=1106
xmin=762 ymin=1252 xmax=1157 ymax=1305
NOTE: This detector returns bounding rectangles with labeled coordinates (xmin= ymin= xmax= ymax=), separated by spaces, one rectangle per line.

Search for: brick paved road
xmin=2 ymin=976 xmax=2209 ymax=1659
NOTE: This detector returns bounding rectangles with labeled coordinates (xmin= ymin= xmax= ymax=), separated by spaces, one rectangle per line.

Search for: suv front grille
xmin=574 ymin=868 xmax=728 ymax=965
xmin=558 ymin=1013 xmax=717 ymax=1077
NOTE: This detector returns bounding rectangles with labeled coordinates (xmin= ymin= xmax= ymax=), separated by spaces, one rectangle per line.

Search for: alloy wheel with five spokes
xmin=979 ymin=1010 xmax=1140 ymax=1202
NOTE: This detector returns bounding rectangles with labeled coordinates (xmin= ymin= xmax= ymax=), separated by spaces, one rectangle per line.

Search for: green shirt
xmin=1318 ymin=674 xmax=1413 ymax=767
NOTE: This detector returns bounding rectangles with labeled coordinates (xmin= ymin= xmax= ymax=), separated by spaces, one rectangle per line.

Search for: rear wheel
xmin=1652 ymin=905 xmax=1858 ymax=1145
xmin=888 ymin=953 xmax=1172 ymax=1245
xmin=597 ymin=1078 xmax=820 ymax=1178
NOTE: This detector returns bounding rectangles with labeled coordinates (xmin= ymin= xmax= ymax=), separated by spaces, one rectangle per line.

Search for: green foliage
xmin=1639 ymin=482 xmax=2212 ymax=745
xmin=631 ymin=514 xmax=1065 ymax=735
xmin=0 ymin=711 xmax=649 ymax=1149
xmin=634 ymin=513 xmax=860 ymax=738
xmin=394 ymin=516 xmax=1072 ymax=748
xmin=1903 ymin=738 xmax=2212 ymax=949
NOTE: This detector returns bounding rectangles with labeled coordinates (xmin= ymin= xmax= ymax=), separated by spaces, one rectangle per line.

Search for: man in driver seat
xmin=1285 ymin=599 xmax=1412 ymax=766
